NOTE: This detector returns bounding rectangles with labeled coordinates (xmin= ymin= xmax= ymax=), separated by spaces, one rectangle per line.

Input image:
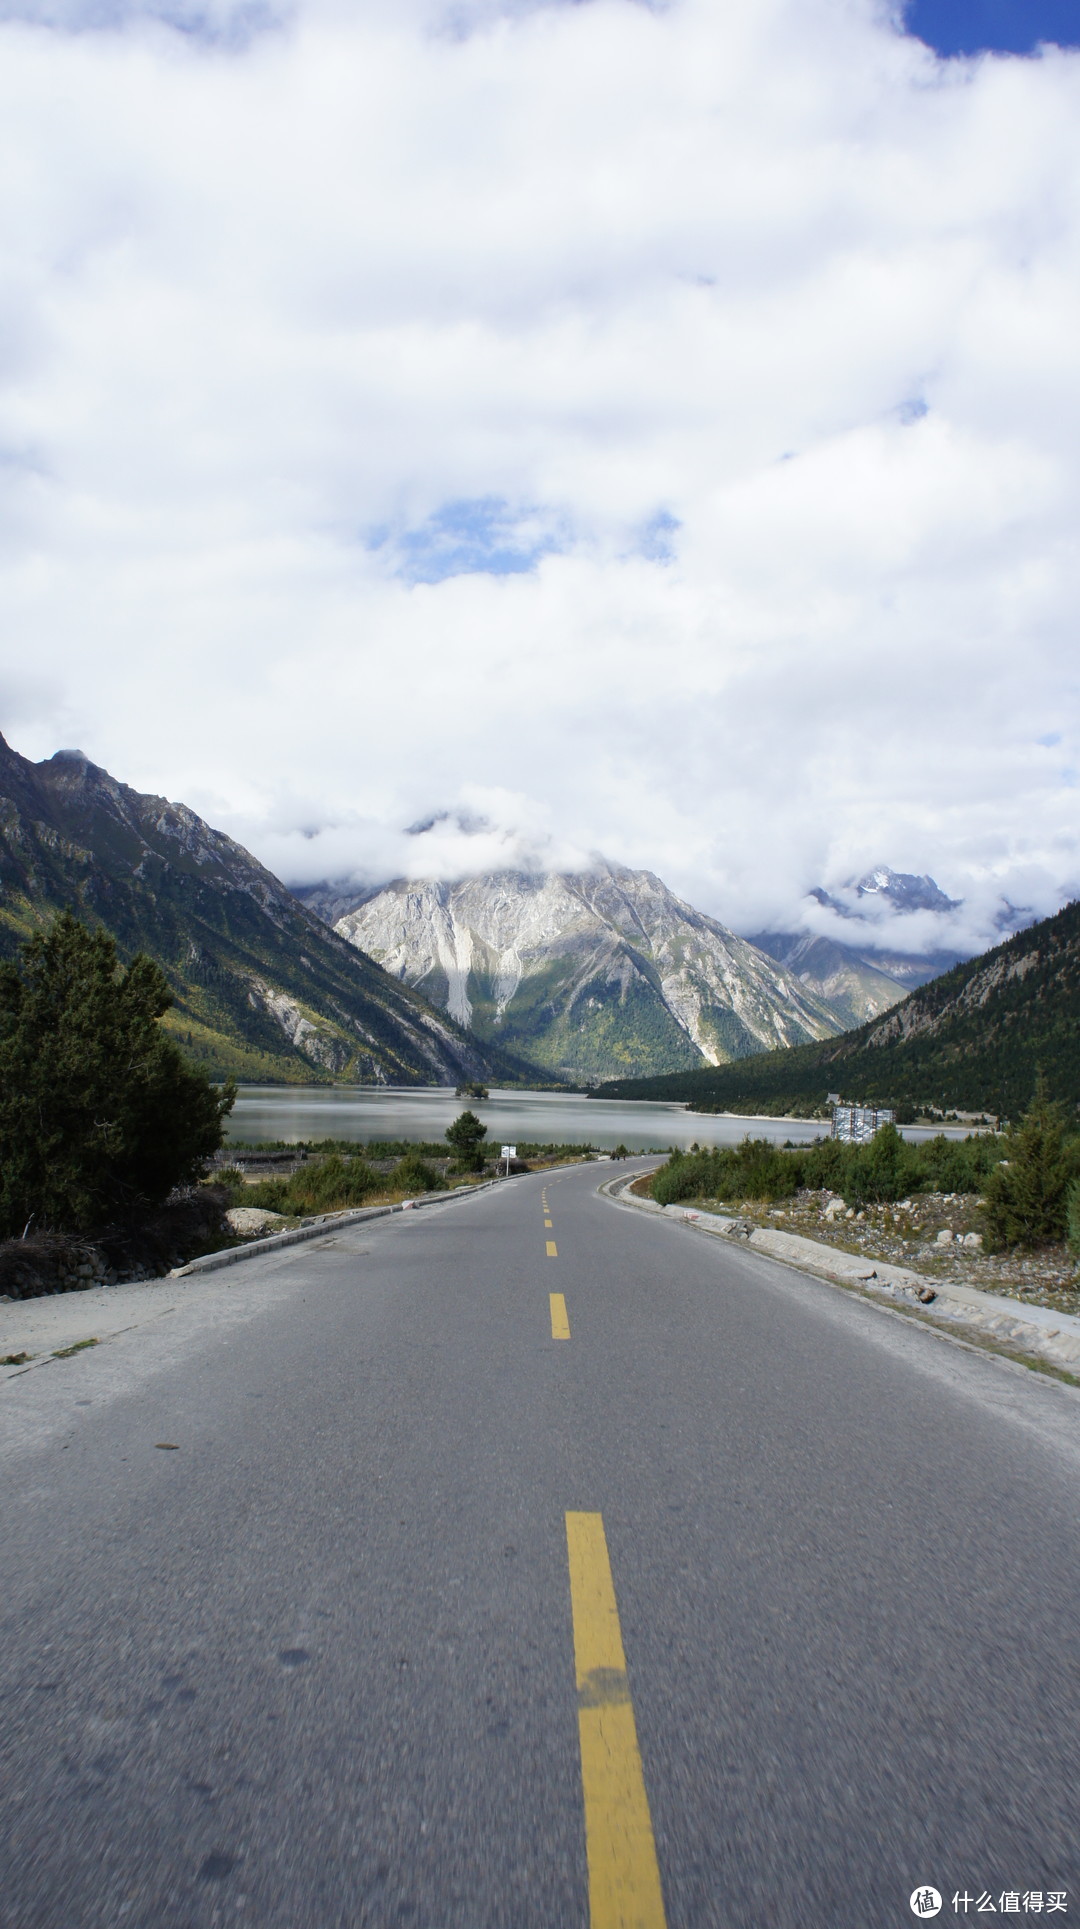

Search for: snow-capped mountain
xmin=752 ymin=868 xmax=970 ymax=1022
xmin=817 ymin=868 xmax=962 ymax=917
xmin=298 ymin=863 xmax=844 ymax=1083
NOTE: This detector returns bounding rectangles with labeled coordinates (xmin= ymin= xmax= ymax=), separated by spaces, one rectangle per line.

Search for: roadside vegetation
xmin=219 ymin=1150 xmax=447 ymax=1217
xmin=215 ymin=1119 xmax=613 ymax=1220
xmin=650 ymin=1124 xmax=1001 ymax=1213
xmin=642 ymin=1086 xmax=1080 ymax=1308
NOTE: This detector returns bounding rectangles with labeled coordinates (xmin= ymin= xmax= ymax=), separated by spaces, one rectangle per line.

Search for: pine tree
xmin=844 ymin=1121 xmax=915 ymax=1206
xmin=981 ymin=1077 xmax=1080 ymax=1250
xmin=445 ymin=1109 xmax=488 ymax=1172
xmin=0 ymin=914 xmax=233 ymax=1237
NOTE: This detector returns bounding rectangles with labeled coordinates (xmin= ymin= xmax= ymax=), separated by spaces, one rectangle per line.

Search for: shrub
xmin=841 ymin=1123 xmax=919 ymax=1207
xmin=648 ymin=1123 xmax=1007 ymax=1212
xmin=241 ymin=1177 xmax=292 ymax=1213
xmin=214 ymin=1165 xmax=250 ymax=1201
xmin=288 ymin=1155 xmax=380 ymax=1214
xmin=389 ymin=1155 xmax=444 ymax=1195
xmin=651 ymin=1140 xmax=796 ymax=1206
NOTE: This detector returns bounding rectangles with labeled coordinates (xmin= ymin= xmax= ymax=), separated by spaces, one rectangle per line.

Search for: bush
xmin=240 ymin=1177 xmax=293 ymax=1213
xmin=0 ymin=914 xmax=232 ymax=1238
xmin=648 ymin=1123 xmax=1007 ymax=1211
xmin=982 ymin=1084 xmax=1080 ymax=1250
xmin=841 ymin=1122 xmax=919 ymax=1207
xmin=651 ymin=1140 xmax=796 ymax=1206
xmin=389 ymin=1155 xmax=444 ymax=1195
xmin=288 ymin=1155 xmax=381 ymax=1214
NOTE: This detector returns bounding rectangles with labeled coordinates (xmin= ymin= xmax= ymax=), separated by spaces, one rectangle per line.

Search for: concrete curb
xmin=601 ymin=1172 xmax=1080 ymax=1378
xmin=169 ymin=1180 xmax=501 ymax=1279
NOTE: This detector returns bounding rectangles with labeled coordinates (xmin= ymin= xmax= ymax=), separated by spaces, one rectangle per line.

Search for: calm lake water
xmin=225 ymin=1085 xmax=980 ymax=1153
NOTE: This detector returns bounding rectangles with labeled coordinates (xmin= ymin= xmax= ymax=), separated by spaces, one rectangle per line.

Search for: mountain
xmin=597 ymin=897 xmax=1080 ymax=1119
xmin=750 ymin=868 xmax=967 ymax=1024
xmin=818 ymin=866 xmax=962 ymax=918
xmin=748 ymin=931 xmax=915 ymax=1030
xmin=0 ymin=734 xmax=541 ymax=1087
xmin=297 ymin=864 xmax=845 ymax=1083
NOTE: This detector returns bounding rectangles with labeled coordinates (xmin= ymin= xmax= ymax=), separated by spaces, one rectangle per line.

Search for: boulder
xmin=226 ymin=1206 xmax=288 ymax=1237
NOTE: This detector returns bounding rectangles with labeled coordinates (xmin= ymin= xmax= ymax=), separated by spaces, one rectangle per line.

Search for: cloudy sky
xmin=1 ymin=0 xmax=1078 ymax=953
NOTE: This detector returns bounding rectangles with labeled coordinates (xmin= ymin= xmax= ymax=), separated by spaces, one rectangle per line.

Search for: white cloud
xmin=1 ymin=0 xmax=1079 ymax=951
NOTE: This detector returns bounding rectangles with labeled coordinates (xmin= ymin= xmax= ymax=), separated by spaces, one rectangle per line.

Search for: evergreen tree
xmin=844 ymin=1121 xmax=916 ymax=1206
xmin=0 ymin=914 xmax=233 ymax=1237
xmin=981 ymin=1078 xmax=1080 ymax=1250
xmin=445 ymin=1108 xmax=488 ymax=1172
xmin=1066 ymin=1177 xmax=1080 ymax=1260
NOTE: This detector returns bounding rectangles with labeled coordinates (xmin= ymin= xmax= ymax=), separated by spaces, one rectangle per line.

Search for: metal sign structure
xmin=831 ymin=1104 xmax=895 ymax=1144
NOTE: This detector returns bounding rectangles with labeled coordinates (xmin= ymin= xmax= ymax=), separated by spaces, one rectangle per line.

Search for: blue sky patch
xmin=905 ymin=1 xmax=1080 ymax=56
xmin=636 ymin=510 xmax=680 ymax=564
xmin=373 ymin=497 xmax=564 ymax=585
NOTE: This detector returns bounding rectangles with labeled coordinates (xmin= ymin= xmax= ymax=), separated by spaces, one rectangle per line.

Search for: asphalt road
xmin=4 ymin=1161 xmax=1080 ymax=1928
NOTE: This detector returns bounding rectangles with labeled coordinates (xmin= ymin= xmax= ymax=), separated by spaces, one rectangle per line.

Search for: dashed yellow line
xmin=565 ymin=1513 xmax=667 ymax=1928
xmin=550 ymin=1292 xmax=570 ymax=1339
xmin=546 ymin=1240 xmax=558 ymax=1258
xmin=545 ymin=1217 xmax=553 ymax=1228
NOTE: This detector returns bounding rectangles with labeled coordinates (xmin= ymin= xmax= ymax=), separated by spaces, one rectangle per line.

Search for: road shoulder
xmin=600 ymin=1172 xmax=1080 ymax=1384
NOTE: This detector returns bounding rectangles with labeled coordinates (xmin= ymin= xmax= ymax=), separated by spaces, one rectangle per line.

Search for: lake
xmin=225 ymin=1085 xmax=981 ymax=1153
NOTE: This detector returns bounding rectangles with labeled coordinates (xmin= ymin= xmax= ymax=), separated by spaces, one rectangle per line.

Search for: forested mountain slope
xmin=0 ymin=735 xmax=539 ymax=1086
xmin=597 ymin=898 xmax=1080 ymax=1117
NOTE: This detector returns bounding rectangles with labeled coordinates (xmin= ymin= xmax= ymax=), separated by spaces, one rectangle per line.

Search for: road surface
xmin=4 ymin=1161 xmax=1080 ymax=1927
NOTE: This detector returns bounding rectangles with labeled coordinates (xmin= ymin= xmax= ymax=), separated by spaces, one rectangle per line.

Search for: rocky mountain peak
xmin=307 ymin=861 xmax=844 ymax=1082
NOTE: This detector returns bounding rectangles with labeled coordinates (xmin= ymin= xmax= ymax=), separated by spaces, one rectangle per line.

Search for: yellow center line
xmin=550 ymin=1292 xmax=570 ymax=1339
xmin=545 ymin=1217 xmax=553 ymax=1228
xmin=546 ymin=1240 xmax=558 ymax=1257
xmin=565 ymin=1513 xmax=667 ymax=1928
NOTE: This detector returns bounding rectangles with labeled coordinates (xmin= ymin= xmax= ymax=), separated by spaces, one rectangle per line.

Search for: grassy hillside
xmin=597 ymin=898 xmax=1080 ymax=1118
xmin=464 ymin=952 xmax=706 ymax=1081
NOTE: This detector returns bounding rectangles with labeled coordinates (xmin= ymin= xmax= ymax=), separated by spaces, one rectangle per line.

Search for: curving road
xmin=3 ymin=1160 xmax=1080 ymax=1927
